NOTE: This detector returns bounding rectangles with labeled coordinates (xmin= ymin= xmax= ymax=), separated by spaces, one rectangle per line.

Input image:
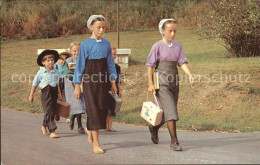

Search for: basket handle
xmin=146 ymin=92 xmax=161 ymax=109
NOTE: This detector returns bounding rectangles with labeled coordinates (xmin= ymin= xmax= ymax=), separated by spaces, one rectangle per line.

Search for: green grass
xmin=1 ymin=27 xmax=260 ymax=132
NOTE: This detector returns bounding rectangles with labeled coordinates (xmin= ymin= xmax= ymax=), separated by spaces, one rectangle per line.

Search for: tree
xmin=197 ymin=0 xmax=260 ymax=57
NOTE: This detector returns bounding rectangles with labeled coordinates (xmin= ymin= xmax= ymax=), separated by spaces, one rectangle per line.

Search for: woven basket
xmin=56 ymin=100 xmax=70 ymax=118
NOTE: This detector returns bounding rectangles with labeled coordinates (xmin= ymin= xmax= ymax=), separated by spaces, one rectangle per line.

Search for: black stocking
xmin=76 ymin=114 xmax=83 ymax=129
xmin=167 ymin=120 xmax=178 ymax=143
xmin=154 ymin=122 xmax=164 ymax=132
xmin=70 ymin=114 xmax=76 ymax=130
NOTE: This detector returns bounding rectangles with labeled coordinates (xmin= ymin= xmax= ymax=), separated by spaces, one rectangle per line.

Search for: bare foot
xmin=107 ymin=128 xmax=117 ymax=132
xmin=41 ymin=126 xmax=48 ymax=136
xmin=93 ymin=145 xmax=104 ymax=154
xmin=66 ymin=118 xmax=70 ymax=123
xmin=87 ymin=130 xmax=93 ymax=144
xmin=50 ymin=132 xmax=60 ymax=138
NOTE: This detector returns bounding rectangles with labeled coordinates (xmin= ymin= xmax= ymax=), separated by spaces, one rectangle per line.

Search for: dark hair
xmin=91 ymin=17 xmax=105 ymax=25
xmin=59 ymin=53 xmax=70 ymax=59
xmin=162 ymin=20 xmax=177 ymax=30
xmin=42 ymin=55 xmax=54 ymax=62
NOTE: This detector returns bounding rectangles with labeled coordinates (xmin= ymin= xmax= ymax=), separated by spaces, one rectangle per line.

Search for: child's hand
xmin=148 ymin=84 xmax=155 ymax=94
xmin=118 ymin=91 xmax=122 ymax=98
xmin=111 ymin=80 xmax=117 ymax=94
xmin=69 ymin=67 xmax=75 ymax=72
xmin=74 ymin=84 xmax=81 ymax=99
xmin=189 ymin=75 xmax=195 ymax=87
xmin=29 ymin=95 xmax=34 ymax=103
xmin=111 ymin=83 xmax=117 ymax=94
xmin=58 ymin=94 xmax=62 ymax=101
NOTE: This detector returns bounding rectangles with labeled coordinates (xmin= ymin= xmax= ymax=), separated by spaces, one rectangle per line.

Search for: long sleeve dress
xmin=146 ymin=40 xmax=188 ymax=121
xmin=73 ymin=38 xmax=117 ymax=130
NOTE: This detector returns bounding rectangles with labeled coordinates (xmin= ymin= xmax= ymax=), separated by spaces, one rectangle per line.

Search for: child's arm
xmin=29 ymin=86 xmax=37 ymax=103
xmin=117 ymin=82 xmax=122 ymax=98
xmin=147 ymin=67 xmax=155 ymax=93
xmin=57 ymin=85 xmax=62 ymax=100
xmin=180 ymin=63 xmax=195 ymax=87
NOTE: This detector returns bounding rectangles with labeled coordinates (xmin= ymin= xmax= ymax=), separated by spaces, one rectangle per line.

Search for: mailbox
xmin=115 ymin=49 xmax=131 ymax=68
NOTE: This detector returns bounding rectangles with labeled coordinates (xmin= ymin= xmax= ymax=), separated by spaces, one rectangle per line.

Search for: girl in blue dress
xmin=73 ymin=15 xmax=117 ymax=154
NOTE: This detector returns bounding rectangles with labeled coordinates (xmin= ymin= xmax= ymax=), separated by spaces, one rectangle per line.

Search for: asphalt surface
xmin=1 ymin=109 xmax=260 ymax=164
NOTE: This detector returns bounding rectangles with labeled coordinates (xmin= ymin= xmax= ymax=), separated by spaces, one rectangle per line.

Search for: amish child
xmin=29 ymin=49 xmax=62 ymax=138
xmin=106 ymin=47 xmax=122 ymax=132
xmin=64 ymin=41 xmax=85 ymax=134
xmin=67 ymin=41 xmax=80 ymax=71
xmin=54 ymin=52 xmax=71 ymax=122
xmin=73 ymin=15 xmax=117 ymax=154
xmin=146 ymin=19 xmax=195 ymax=151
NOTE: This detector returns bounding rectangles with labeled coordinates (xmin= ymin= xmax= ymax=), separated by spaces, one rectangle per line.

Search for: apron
xmin=155 ymin=61 xmax=179 ymax=121
xmin=64 ymin=77 xmax=85 ymax=116
xmin=82 ymin=58 xmax=109 ymax=130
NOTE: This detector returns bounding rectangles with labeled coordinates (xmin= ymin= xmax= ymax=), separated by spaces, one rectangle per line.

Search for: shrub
xmin=0 ymin=0 xmax=177 ymax=40
xmin=196 ymin=0 xmax=260 ymax=57
xmin=175 ymin=0 xmax=207 ymax=26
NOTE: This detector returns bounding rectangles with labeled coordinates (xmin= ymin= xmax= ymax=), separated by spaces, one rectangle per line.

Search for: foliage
xmin=175 ymin=0 xmax=207 ymax=26
xmin=0 ymin=0 xmax=177 ymax=40
xmin=196 ymin=0 xmax=260 ymax=57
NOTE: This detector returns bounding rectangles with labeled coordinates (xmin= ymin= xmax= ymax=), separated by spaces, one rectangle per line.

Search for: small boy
xmin=29 ymin=49 xmax=62 ymax=138
xmin=106 ymin=47 xmax=122 ymax=132
xmin=54 ymin=52 xmax=71 ymax=122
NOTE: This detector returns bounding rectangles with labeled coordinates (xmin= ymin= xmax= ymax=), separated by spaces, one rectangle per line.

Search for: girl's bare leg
xmin=105 ymin=115 xmax=109 ymax=131
xmin=91 ymin=130 xmax=104 ymax=154
xmin=86 ymin=129 xmax=93 ymax=144
xmin=107 ymin=115 xmax=116 ymax=132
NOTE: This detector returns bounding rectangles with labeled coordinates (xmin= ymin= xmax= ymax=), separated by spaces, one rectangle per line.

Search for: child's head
xmin=111 ymin=47 xmax=117 ymax=60
xmin=37 ymin=49 xmax=59 ymax=67
xmin=58 ymin=52 xmax=70 ymax=65
xmin=69 ymin=41 xmax=80 ymax=59
xmin=42 ymin=55 xmax=55 ymax=68
xmin=87 ymin=15 xmax=106 ymax=38
xmin=159 ymin=19 xmax=177 ymax=42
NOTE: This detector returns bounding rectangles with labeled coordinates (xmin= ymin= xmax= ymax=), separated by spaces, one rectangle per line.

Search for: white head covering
xmin=158 ymin=18 xmax=176 ymax=35
xmin=87 ymin=15 xmax=106 ymax=31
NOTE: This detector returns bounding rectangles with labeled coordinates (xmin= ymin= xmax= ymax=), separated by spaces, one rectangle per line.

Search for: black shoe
xmin=69 ymin=115 xmax=75 ymax=130
xmin=149 ymin=125 xmax=159 ymax=144
xmin=170 ymin=142 xmax=183 ymax=151
xmin=78 ymin=127 xmax=85 ymax=134
xmin=69 ymin=121 xmax=74 ymax=130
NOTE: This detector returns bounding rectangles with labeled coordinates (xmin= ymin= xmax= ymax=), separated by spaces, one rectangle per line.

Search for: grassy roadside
xmin=1 ymin=27 xmax=260 ymax=132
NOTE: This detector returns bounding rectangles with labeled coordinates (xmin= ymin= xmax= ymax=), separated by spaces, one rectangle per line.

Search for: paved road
xmin=1 ymin=109 xmax=260 ymax=164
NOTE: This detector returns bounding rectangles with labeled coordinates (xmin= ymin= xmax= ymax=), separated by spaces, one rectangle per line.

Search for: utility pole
xmin=117 ymin=0 xmax=120 ymax=49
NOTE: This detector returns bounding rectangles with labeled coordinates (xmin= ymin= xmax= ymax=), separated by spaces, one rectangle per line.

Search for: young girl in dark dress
xmin=73 ymin=15 xmax=117 ymax=154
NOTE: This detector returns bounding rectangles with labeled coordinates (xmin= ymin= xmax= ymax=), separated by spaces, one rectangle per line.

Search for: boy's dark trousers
xmin=41 ymin=85 xmax=58 ymax=133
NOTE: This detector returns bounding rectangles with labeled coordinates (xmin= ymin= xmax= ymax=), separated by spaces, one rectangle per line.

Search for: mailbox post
xmin=115 ymin=49 xmax=131 ymax=69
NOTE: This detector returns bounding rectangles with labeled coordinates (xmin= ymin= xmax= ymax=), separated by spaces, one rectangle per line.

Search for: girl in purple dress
xmin=146 ymin=19 xmax=195 ymax=151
